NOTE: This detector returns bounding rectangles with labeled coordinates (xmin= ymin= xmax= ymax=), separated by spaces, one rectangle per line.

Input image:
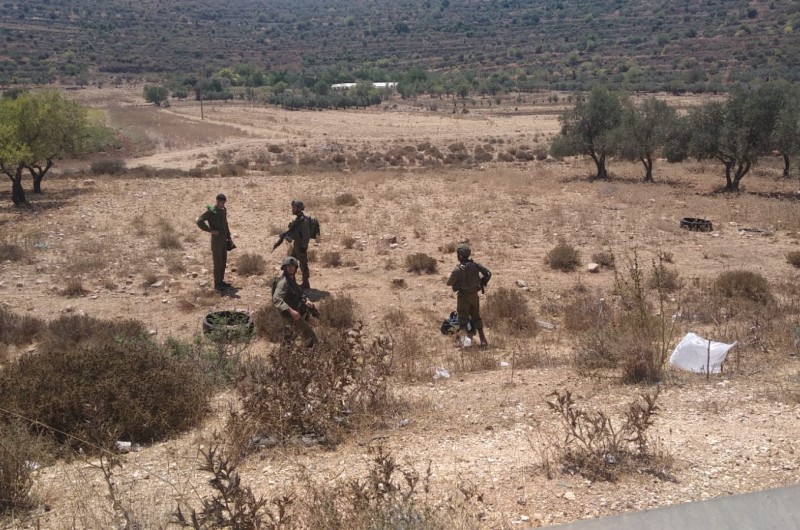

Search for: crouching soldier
xmin=272 ymin=256 xmax=318 ymax=347
xmin=446 ymin=244 xmax=491 ymax=348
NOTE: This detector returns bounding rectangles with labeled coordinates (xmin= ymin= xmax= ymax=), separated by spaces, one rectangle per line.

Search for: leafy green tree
xmin=143 ymin=84 xmax=169 ymax=107
xmin=616 ymin=97 xmax=677 ymax=182
xmin=685 ymin=85 xmax=784 ymax=191
xmin=770 ymin=83 xmax=800 ymax=178
xmin=550 ymin=86 xmax=623 ymax=179
xmin=0 ymin=91 xmax=89 ymax=203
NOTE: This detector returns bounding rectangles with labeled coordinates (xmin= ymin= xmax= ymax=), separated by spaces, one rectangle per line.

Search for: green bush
xmin=546 ymin=241 xmax=580 ymax=271
xmin=713 ymin=270 xmax=771 ymax=302
xmin=405 ymin=253 xmax=437 ymax=274
xmin=0 ymin=422 xmax=52 ymax=514
xmin=0 ymin=316 xmax=210 ymax=451
xmin=591 ymin=251 xmax=615 ymax=269
xmin=253 ymin=305 xmax=285 ymax=343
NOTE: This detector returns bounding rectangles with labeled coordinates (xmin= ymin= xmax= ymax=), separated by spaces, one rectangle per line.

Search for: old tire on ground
xmin=680 ymin=217 xmax=713 ymax=232
xmin=203 ymin=310 xmax=255 ymax=339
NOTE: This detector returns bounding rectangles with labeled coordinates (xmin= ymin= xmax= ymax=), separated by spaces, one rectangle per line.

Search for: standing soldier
xmin=447 ymin=244 xmax=491 ymax=348
xmin=272 ymin=256 xmax=318 ymax=347
xmin=196 ymin=193 xmax=234 ymax=291
xmin=286 ymin=199 xmax=312 ymax=290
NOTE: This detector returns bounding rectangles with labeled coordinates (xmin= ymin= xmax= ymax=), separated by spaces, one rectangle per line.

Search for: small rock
xmin=148 ymin=329 xmax=157 ymax=336
xmin=389 ymin=243 xmax=400 ymax=249
xmin=515 ymin=279 xmax=528 ymax=288
xmin=26 ymin=346 xmax=37 ymax=354
xmin=191 ymin=271 xmax=198 ymax=278
xmin=382 ymin=235 xmax=398 ymax=244
xmin=587 ymin=262 xmax=600 ymax=273
xmin=434 ymin=368 xmax=450 ymax=380
xmin=537 ymin=319 xmax=557 ymax=331
xmin=83 ymin=179 xmax=96 ymax=186
xmin=399 ymin=419 xmax=411 ymax=427
xmin=564 ymin=491 xmax=576 ymax=500
xmin=15 ymin=282 xmax=23 ymax=288
xmin=150 ymin=280 xmax=163 ymax=288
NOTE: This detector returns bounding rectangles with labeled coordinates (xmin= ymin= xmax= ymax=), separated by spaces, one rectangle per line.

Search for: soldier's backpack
xmin=307 ymin=216 xmax=320 ymax=239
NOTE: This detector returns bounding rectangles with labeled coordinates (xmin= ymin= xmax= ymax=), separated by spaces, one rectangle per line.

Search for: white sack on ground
xmin=669 ymin=332 xmax=736 ymax=374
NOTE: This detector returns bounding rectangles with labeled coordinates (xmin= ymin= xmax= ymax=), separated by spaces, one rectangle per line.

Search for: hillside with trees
xmin=1 ymin=0 xmax=799 ymax=91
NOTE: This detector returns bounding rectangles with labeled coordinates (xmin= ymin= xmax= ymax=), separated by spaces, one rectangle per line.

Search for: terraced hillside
xmin=1 ymin=0 xmax=799 ymax=90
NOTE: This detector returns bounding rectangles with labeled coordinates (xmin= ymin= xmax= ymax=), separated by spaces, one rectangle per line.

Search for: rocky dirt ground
xmin=1 ymin=88 xmax=798 ymax=528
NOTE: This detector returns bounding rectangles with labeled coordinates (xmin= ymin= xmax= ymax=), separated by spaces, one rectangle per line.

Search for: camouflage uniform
xmin=287 ymin=214 xmax=312 ymax=287
xmin=447 ymin=244 xmax=491 ymax=349
xmin=272 ymin=273 xmax=317 ymax=347
xmin=196 ymin=204 xmax=231 ymax=288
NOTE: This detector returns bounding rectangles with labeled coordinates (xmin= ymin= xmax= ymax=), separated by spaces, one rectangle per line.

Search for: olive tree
xmin=684 ymin=85 xmax=784 ymax=191
xmin=615 ymin=97 xmax=677 ymax=182
xmin=0 ymin=91 xmax=89 ymax=204
xmin=550 ymin=87 xmax=623 ymax=180
xmin=770 ymin=83 xmax=800 ymax=179
xmin=143 ymin=84 xmax=169 ymax=107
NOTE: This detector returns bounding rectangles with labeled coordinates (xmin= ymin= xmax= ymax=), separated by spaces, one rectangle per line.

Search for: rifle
xmin=272 ymin=231 xmax=292 ymax=252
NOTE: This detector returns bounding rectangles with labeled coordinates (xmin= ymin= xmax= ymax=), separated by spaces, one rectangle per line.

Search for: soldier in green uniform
xmin=196 ymin=193 xmax=233 ymax=291
xmin=272 ymin=256 xmax=318 ymax=347
xmin=286 ymin=199 xmax=312 ymax=290
xmin=446 ymin=244 xmax=491 ymax=348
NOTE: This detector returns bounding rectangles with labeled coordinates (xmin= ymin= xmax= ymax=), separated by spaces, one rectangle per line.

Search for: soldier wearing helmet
xmin=196 ymin=193 xmax=234 ymax=291
xmin=286 ymin=199 xmax=312 ymax=290
xmin=272 ymin=255 xmax=317 ymax=347
xmin=447 ymin=243 xmax=491 ymax=348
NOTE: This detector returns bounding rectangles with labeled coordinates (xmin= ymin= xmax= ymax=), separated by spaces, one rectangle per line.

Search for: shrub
xmin=60 ymin=276 xmax=87 ymax=297
xmin=0 ymin=319 xmax=210 ymax=451
xmin=341 ymin=236 xmax=357 ymax=249
xmin=591 ymin=251 xmax=615 ymax=269
xmin=0 ymin=306 xmax=45 ymax=346
xmin=237 ymin=252 xmax=266 ymax=276
xmin=0 ymin=240 xmax=26 ymax=262
xmin=253 ymin=305 xmax=285 ymax=343
xmin=648 ymin=264 xmax=680 ymax=292
xmin=546 ymin=241 xmax=580 ymax=271
xmin=317 ymin=295 xmax=357 ymax=330
xmin=90 ymin=157 xmax=126 ymax=175
xmin=228 ymin=325 xmax=392 ymax=453
xmin=0 ymin=422 xmax=52 ymax=514
xmin=405 ymin=253 xmax=437 ymax=274
xmin=563 ymin=296 xmax=611 ymax=332
xmin=787 ymin=251 xmax=800 ymax=268
xmin=334 ymin=192 xmax=359 ymax=206
xmin=157 ymin=218 xmax=182 ymax=250
xmin=439 ymin=241 xmax=457 ymax=253
xmin=714 ymin=270 xmax=771 ymax=302
xmin=483 ymin=287 xmax=539 ymax=337
xmin=322 ymin=251 xmax=342 ymax=268
xmin=547 ymin=388 xmax=668 ymax=482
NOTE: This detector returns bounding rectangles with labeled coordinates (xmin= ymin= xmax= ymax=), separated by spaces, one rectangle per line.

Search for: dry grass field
xmin=0 ymin=87 xmax=798 ymax=529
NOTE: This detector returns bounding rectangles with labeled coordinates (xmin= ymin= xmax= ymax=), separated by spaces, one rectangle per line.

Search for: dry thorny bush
xmin=225 ymin=323 xmax=394 ymax=459
xmin=546 ymin=388 xmax=672 ymax=482
xmin=175 ymin=443 xmax=483 ymax=530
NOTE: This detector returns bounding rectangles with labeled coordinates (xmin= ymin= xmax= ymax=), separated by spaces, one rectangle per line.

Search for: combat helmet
xmin=281 ymin=256 xmax=299 ymax=269
xmin=456 ymin=243 xmax=471 ymax=259
xmin=291 ymin=199 xmax=305 ymax=211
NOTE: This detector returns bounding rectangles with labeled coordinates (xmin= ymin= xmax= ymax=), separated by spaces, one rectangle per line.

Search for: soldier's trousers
xmin=291 ymin=244 xmax=310 ymax=284
xmin=281 ymin=313 xmax=318 ymax=347
xmin=456 ymin=290 xmax=484 ymax=330
xmin=211 ymin=237 xmax=227 ymax=286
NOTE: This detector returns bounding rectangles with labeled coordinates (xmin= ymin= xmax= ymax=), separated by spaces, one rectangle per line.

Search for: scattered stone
xmin=564 ymin=491 xmax=576 ymax=500
xmin=150 ymin=280 xmax=163 ymax=288
xmin=83 ymin=179 xmax=96 ymax=186
xmin=434 ymin=368 xmax=450 ymax=380
xmin=587 ymin=262 xmax=600 ymax=273
xmin=148 ymin=329 xmax=157 ymax=336
xmin=191 ymin=271 xmax=198 ymax=278
xmin=399 ymin=419 xmax=411 ymax=427
xmin=382 ymin=235 xmax=398 ymax=244
xmin=515 ymin=279 xmax=528 ymax=288
xmin=391 ymin=277 xmax=406 ymax=288
xmin=26 ymin=346 xmax=37 ymax=354
xmin=537 ymin=319 xmax=557 ymax=331
xmin=389 ymin=243 xmax=400 ymax=249
xmin=15 ymin=282 xmax=23 ymax=288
